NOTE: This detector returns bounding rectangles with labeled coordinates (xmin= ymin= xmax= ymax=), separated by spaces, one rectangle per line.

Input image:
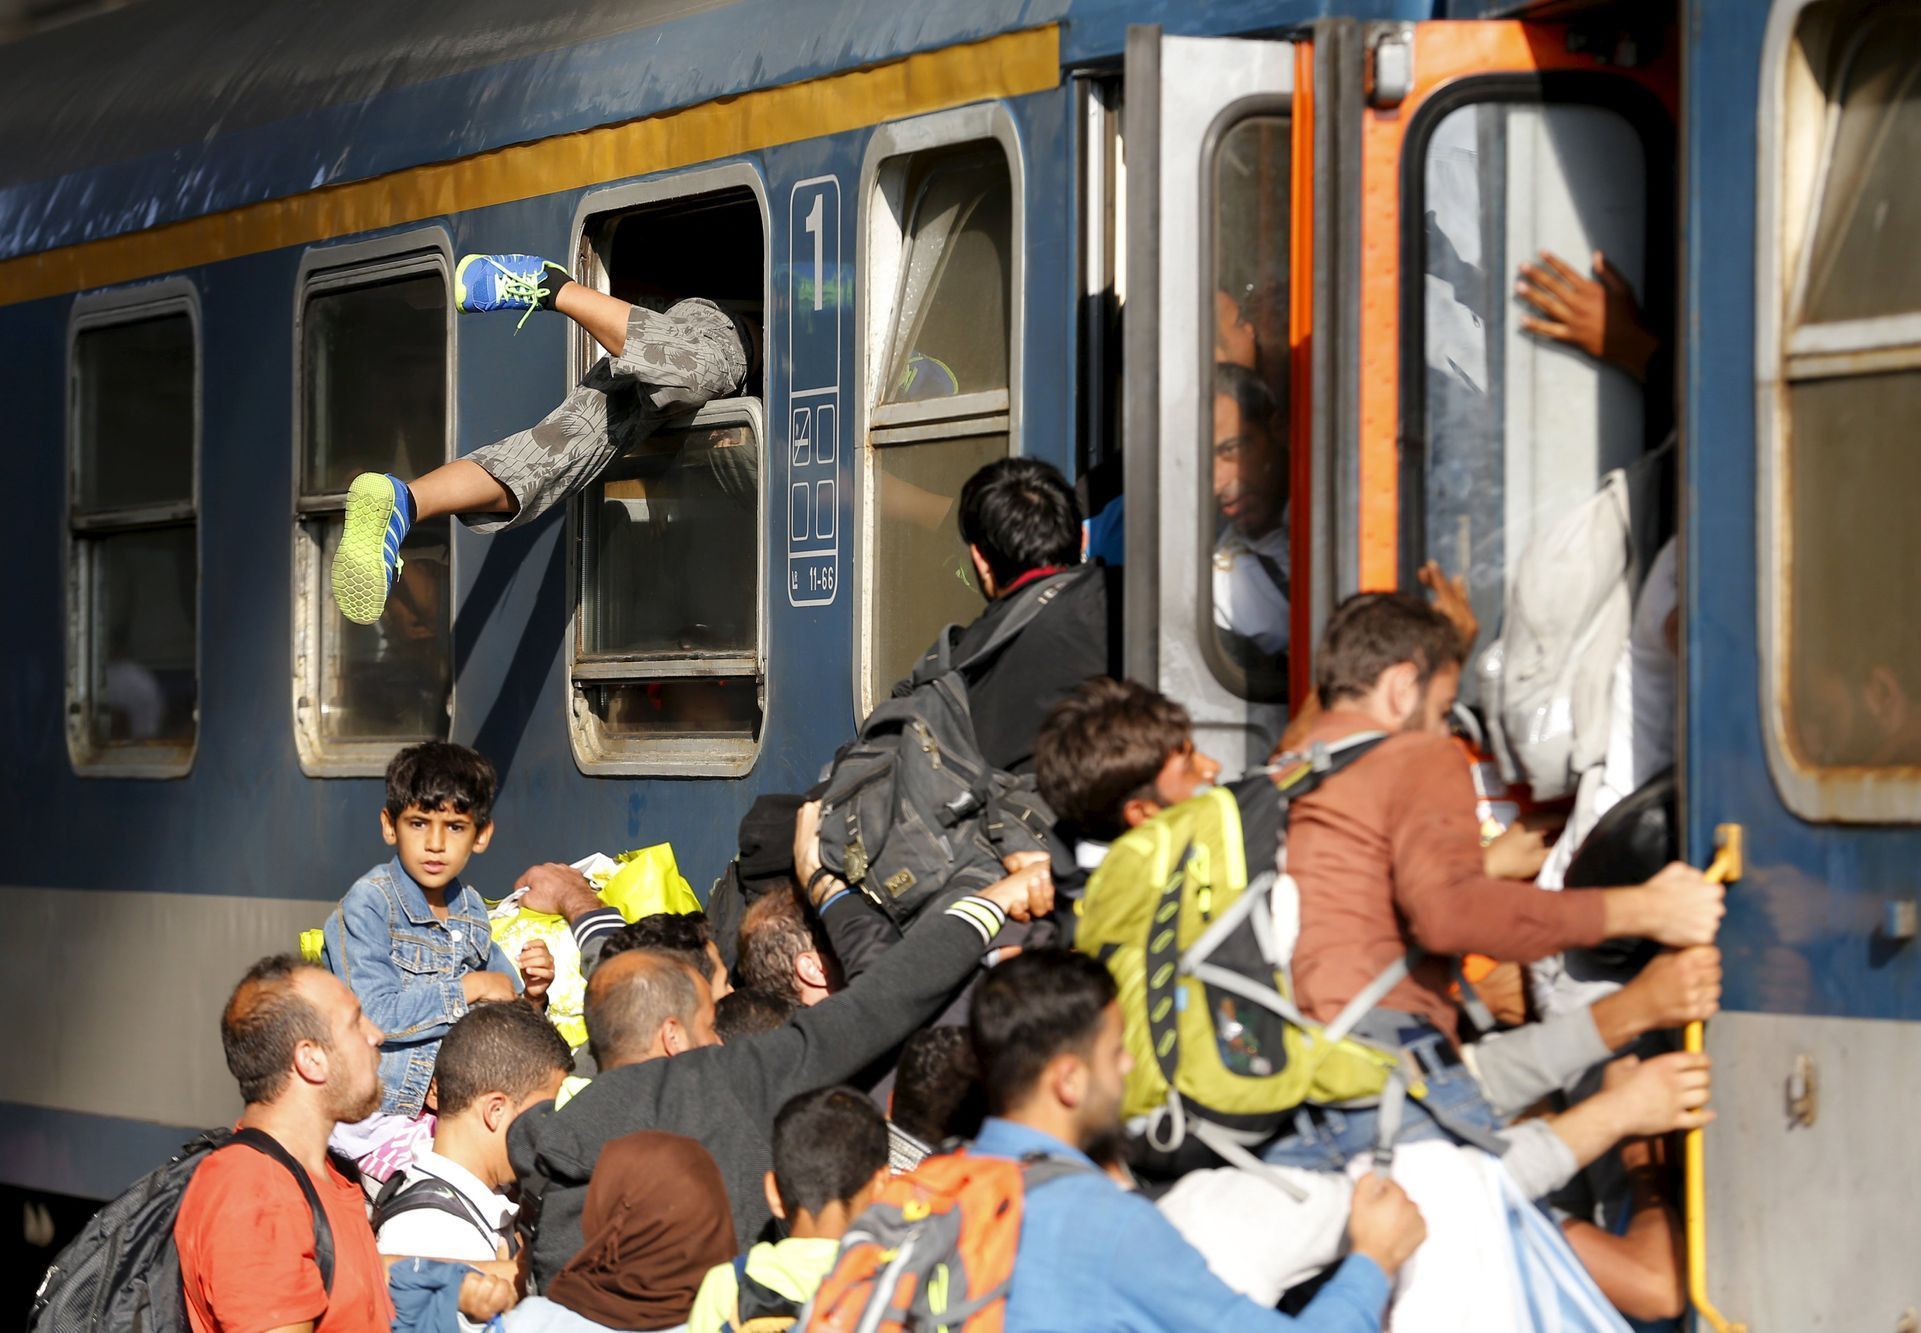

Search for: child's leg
xmin=388 ymin=272 xmax=634 ymax=524
xmin=407 ymin=459 xmax=514 ymax=519
xmin=553 ymin=281 xmax=634 ymax=358
xmin=333 ymin=263 xmax=747 ymax=622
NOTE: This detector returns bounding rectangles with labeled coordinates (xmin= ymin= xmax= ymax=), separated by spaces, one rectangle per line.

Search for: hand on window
xmin=1515 ymin=249 xmax=1660 ymax=383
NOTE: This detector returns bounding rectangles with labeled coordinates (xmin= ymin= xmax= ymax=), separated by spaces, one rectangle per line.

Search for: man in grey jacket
xmin=508 ymin=864 xmax=1046 ymax=1285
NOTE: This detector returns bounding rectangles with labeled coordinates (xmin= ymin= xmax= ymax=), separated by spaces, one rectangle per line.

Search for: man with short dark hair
xmin=913 ymin=457 xmax=1121 ymax=775
xmin=1268 ymin=591 xmax=1725 ymax=1165
xmin=687 ymin=1087 xmax=892 ymax=1333
xmin=598 ymin=910 xmax=732 ymax=999
xmin=377 ymin=1002 xmax=573 ymax=1270
xmin=175 ymin=956 xmax=513 ymax=1333
xmin=968 ymin=950 xmax=1421 ymax=1331
xmin=886 ymin=1024 xmax=984 ymax=1172
xmin=510 ymin=871 xmax=1047 ymax=1278
xmin=714 ymin=987 xmax=798 ymax=1042
xmin=1036 ymin=677 xmax=1222 ymax=845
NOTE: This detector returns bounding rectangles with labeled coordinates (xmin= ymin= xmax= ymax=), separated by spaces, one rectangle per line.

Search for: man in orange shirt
xmin=175 ymin=955 xmax=514 ymax=1332
xmin=1263 ymin=593 xmax=1723 ymax=1168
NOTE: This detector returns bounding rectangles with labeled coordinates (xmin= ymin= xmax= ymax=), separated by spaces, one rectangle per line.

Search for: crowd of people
xmin=160 ymin=250 xmax=1722 ymax=1333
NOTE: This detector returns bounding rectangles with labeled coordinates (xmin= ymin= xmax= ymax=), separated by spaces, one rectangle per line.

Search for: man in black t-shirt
xmin=911 ymin=458 xmax=1122 ymax=775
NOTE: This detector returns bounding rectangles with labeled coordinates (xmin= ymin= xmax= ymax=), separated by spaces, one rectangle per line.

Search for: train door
xmin=1362 ymin=19 xmax=1676 ymax=770
xmin=1122 ymin=27 xmax=1312 ymax=773
xmin=1124 ymin=18 xmax=1674 ymax=778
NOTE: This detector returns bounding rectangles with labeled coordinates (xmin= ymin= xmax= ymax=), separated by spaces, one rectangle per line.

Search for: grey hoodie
xmin=508 ymin=895 xmax=1007 ymax=1282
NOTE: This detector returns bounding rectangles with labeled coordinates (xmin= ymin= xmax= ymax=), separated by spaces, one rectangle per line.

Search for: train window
xmin=568 ymin=175 xmax=766 ymax=773
xmin=1409 ymin=94 xmax=1662 ymax=711
xmin=67 ymin=300 xmax=198 ymax=774
xmin=1206 ymin=113 xmax=1292 ymax=700
xmin=879 ymin=148 xmax=1012 ymax=403
xmin=1763 ymin=2 xmax=1921 ymax=811
xmin=1793 ymin=7 xmax=1921 ymax=325
xmin=861 ymin=136 xmax=1017 ymax=708
xmin=293 ymin=257 xmax=453 ymax=773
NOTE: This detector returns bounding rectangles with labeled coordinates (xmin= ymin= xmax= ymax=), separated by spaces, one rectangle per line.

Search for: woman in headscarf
xmin=506 ymin=1131 xmax=737 ymax=1332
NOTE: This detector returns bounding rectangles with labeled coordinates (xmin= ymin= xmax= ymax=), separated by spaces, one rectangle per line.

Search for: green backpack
xmin=1077 ymin=733 xmax=1431 ymax=1182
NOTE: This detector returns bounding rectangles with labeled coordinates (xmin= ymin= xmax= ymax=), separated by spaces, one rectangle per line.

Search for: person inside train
xmin=321 ymin=741 xmax=555 ymax=1125
xmin=1211 ymin=362 xmax=1292 ymax=668
xmin=329 ymin=252 xmax=755 ymax=626
xmin=176 ymin=955 xmax=516 ymax=1333
xmin=1515 ymin=248 xmax=1663 ymax=386
xmin=896 ymin=456 xmax=1122 ymax=776
xmin=1080 ymin=280 xmax=1279 ymax=573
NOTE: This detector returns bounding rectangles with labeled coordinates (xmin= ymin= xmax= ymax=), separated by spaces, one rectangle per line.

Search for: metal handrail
xmin=1686 ymin=823 xmax=1746 ymax=1333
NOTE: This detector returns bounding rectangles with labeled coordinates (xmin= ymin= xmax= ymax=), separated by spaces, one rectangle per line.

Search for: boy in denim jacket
xmin=324 ymin=741 xmax=554 ymax=1118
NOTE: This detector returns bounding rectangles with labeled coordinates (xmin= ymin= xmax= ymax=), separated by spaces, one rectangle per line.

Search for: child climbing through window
xmin=332 ymin=254 xmax=755 ymax=624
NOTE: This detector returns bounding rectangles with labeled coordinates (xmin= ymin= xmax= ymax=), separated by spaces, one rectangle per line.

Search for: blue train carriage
xmin=0 ymin=0 xmax=1088 ymax=1208
xmin=0 ymin=0 xmax=1914 ymax=1327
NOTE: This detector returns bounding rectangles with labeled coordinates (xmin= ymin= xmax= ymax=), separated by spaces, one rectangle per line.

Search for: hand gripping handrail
xmin=1687 ymin=823 xmax=1745 ymax=1333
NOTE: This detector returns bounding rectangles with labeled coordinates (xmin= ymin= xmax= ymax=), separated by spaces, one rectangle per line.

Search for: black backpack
xmin=371 ymin=1170 xmax=501 ymax=1253
xmin=29 ymin=1127 xmax=334 ymax=1333
xmin=814 ymin=571 xmax=1078 ymax=926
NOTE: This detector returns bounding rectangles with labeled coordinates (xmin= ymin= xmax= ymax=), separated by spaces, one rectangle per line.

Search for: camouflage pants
xmin=462 ymin=298 xmax=746 ymax=533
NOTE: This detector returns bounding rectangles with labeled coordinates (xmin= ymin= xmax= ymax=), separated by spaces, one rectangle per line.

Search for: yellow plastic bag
xmin=487 ymin=843 xmax=698 ymax=1050
xmin=595 ymin=844 xmax=700 ymax=920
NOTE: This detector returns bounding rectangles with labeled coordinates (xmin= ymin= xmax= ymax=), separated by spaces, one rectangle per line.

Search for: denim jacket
xmin=322 ymin=857 xmax=520 ymax=1118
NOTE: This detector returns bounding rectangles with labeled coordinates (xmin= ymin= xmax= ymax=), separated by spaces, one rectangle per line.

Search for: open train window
xmin=1402 ymin=80 xmax=1673 ymax=715
xmin=1760 ymin=0 xmax=1921 ymax=820
xmin=293 ymin=242 xmax=454 ymax=775
xmin=857 ymin=112 xmax=1021 ymax=714
xmin=567 ymin=171 xmax=767 ymax=774
xmin=67 ymin=285 xmax=199 ymax=776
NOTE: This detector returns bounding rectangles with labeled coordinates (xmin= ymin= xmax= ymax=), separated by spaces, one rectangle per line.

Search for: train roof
xmin=0 ymin=0 xmax=740 ymax=195
xmin=0 ymin=0 xmax=1419 ymax=273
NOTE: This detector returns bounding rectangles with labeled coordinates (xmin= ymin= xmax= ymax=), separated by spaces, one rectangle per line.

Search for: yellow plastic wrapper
xmin=596 ymin=843 xmax=700 ymax=919
xmin=487 ymin=843 xmax=698 ymax=1050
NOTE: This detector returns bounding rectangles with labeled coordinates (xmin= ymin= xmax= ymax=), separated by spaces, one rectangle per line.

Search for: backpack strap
xmin=731 ymin=1250 xmax=802 ymax=1328
xmin=229 ymin=1128 xmax=334 ymax=1296
xmin=1017 ymin=1152 xmax=1097 ymax=1190
xmin=371 ymin=1173 xmax=498 ymax=1252
xmin=909 ymin=567 xmax=1090 ymax=688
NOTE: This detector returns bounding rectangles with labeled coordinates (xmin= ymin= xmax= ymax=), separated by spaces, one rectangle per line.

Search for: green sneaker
xmin=454 ymin=253 xmax=572 ymax=330
xmin=331 ymin=473 xmax=413 ymax=624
